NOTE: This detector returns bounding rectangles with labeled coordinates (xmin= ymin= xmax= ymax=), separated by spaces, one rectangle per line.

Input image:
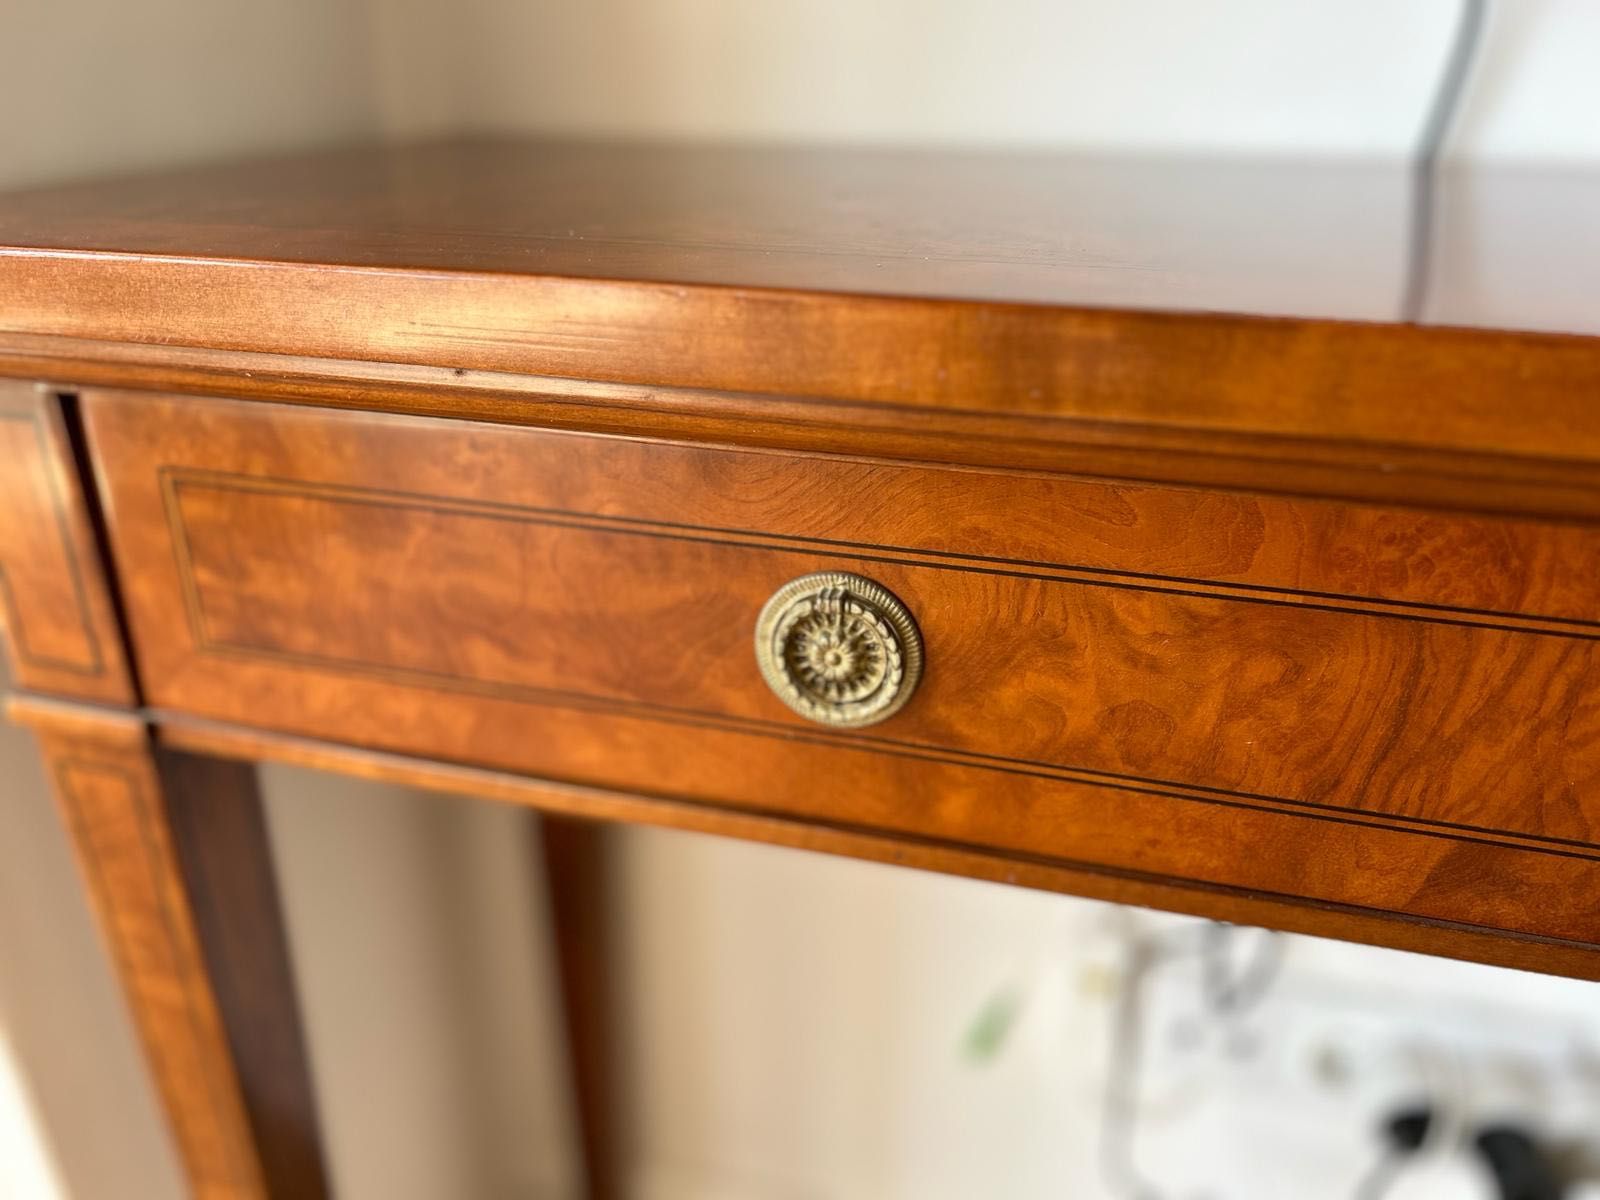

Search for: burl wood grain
xmin=87 ymin=391 xmax=1600 ymax=625
xmin=0 ymin=382 xmax=133 ymax=703
xmin=163 ymin=478 xmax=1600 ymax=844
xmin=83 ymin=390 xmax=1600 ymax=960
xmin=153 ymin=711 xmax=1600 ymax=981
xmin=14 ymin=700 xmax=327 ymax=1200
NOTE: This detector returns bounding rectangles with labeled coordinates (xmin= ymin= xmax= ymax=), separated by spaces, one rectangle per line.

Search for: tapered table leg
xmin=20 ymin=703 xmax=328 ymax=1200
xmin=538 ymin=813 xmax=621 ymax=1200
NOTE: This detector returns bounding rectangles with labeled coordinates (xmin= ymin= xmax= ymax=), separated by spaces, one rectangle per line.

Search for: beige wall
xmin=259 ymin=768 xmax=577 ymax=1200
xmin=2 ymin=0 xmax=378 ymax=190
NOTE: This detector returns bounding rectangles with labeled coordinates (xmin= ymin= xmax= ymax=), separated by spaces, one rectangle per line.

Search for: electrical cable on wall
xmin=1401 ymin=0 xmax=1489 ymax=322
xmin=1098 ymin=922 xmax=1285 ymax=1200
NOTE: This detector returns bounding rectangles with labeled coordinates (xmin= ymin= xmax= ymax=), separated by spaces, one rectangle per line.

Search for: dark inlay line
xmin=164 ymin=466 xmax=1600 ymax=637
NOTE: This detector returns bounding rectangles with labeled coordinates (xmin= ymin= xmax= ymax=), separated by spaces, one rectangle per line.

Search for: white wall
xmin=1427 ymin=1 xmax=1600 ymax=330
xmin=6 ymin=3 xmax=1600 ymax=1199
xmin=615 ymin=829 xmax=1600 ymax=1200
xmin=370 ymin=0 xmax=1463 ymax=155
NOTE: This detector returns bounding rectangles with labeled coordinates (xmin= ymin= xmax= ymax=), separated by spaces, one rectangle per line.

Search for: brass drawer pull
xmin=754 ymin=572 xmax=923 ymax=728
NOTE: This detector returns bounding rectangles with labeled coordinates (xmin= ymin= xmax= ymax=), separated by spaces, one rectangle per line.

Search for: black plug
xmin=1475 ymin=1125 xmax=1564 ymax=1200
xmin=1381 ymin=1104 xmax=1434 ymax=1154
xmin=1363 ymin=1105 xmax=1565 ymax=1200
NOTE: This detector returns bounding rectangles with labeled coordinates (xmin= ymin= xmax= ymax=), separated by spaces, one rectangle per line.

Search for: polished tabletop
xmin=0 ymin=137 xmax=1477 ymax=322
xmin=2 ymin=138 xmax=1597 ymax=487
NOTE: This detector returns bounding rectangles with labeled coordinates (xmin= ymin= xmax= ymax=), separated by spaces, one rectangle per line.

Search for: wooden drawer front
xmin=87 ymin=391 xmax=1600 ymax=951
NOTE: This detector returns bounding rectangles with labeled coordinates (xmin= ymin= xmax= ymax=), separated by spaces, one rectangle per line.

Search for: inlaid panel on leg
xmin=20 ymin=704 xmax=327 ymax=1200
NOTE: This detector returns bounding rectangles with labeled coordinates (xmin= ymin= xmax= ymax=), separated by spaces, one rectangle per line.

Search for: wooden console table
xmin=2 ymin=139 xmax=1598 ymax=1199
